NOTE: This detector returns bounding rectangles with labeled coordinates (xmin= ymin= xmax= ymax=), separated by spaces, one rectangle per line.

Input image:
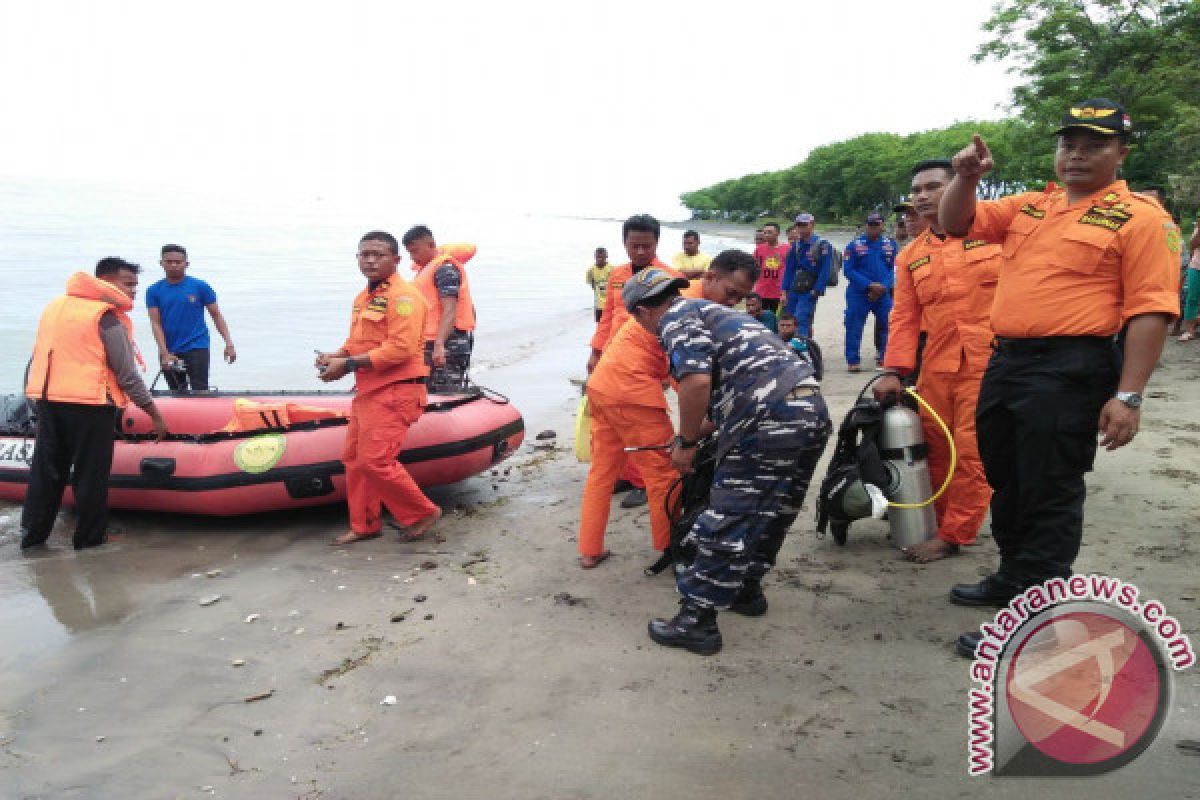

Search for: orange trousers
xmin=578 ymin=391 xmax=677 ymax=557
xmin=342 ymin=382 xmax=439 ymax=534
xmin=621 ymin=459 xmax=645 ymax=488
xmin=916 ymin=368 xmax=991 ymax=545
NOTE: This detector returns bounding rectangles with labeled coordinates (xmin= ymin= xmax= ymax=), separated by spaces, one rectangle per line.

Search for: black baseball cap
xmin=865 ymin=212 xmax=885 ymax=225
xmin=1054 ymin=98 xmax=1132 ymax=137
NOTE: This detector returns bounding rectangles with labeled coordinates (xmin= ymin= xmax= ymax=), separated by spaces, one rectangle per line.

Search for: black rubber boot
xmin=648 ymin=600 xmax=722 ymax=655
xmin=729 ymin=578 xmax=768 ymax=617
xmin=956 ymin=631 xmax=983 ymax=659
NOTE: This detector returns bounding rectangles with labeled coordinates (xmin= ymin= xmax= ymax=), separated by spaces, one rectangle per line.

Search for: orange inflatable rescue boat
xmin=0 ymin=388 xmax=524 ymax=516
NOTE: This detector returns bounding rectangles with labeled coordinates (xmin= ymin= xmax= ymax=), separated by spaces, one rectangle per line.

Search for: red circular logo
xmin=1005 ymin=611 xmax=1162 ymax=765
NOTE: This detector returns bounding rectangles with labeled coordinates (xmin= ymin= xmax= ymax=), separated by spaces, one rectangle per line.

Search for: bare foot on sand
xmin=902 ymin=539 xmax=959 ymax=564
xmin=399 ymin=508 xmax=442 ymax=542
xmin=580 ymin=550 xmax=611 ymax=569
xmin=330 ymin=530 xmax=381 ymax=546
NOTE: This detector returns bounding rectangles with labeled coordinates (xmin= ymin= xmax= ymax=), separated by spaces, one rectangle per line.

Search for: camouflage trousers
xmin=678 ymin=395 xmax=830 ymax=609
xmin=424 ymin=330 xmax=473 ymax=394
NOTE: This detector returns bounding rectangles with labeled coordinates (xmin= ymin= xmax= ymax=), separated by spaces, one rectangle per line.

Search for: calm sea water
xmin=0 ymin=178 xmax=742 ymax=396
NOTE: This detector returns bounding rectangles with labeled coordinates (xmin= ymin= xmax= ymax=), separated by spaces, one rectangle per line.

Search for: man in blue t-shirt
xmin=146 ymin=244 xmax=237 ymax=391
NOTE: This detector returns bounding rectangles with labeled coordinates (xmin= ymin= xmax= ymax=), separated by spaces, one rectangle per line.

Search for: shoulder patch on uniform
xmin=1165 ymin=223 xmax=1183 ymax=254
xmin=395 ymin=297 xmax=415 ymax=316
xmin=1079 ymin=205 xmax=1132 ymax=232
xmin=907 ymin=255 xmax=932 ymax=271
xmin=963 ymin=239 xmax=989 ymax=251
xmin=1019 ymin=203 xmax=1046 ymax=220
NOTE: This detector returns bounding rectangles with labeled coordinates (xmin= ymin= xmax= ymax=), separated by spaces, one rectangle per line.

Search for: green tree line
xmin=682 ymin=0 xmax=1200 ymax=223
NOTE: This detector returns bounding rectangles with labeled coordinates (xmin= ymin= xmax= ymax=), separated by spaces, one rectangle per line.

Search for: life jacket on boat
xmin=222 ymin=398 xmax=345 ymax=432
xmin=412 ymin=244 xmax=477 ymax=339
xmin=25 ymin=272 xmax=140 ymax=408
xmin=439 ymin=242 xmax=476 ymax=266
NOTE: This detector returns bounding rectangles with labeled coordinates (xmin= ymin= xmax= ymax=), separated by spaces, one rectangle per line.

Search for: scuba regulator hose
xmin=885 ymin=387 xmax=957 ymax=510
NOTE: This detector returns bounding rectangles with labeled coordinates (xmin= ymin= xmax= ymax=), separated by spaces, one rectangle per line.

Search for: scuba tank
xmin=878 ymin=404 xmax=938 ymax=549
xmin=815 ymin=394 xmax=938 ymax=549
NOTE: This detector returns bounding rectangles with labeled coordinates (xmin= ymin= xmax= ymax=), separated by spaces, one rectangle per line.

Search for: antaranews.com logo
xmin=967 ymin=574 xmax=1195 ymax=776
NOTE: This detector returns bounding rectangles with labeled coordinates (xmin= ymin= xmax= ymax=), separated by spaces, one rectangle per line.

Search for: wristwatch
xmin=344 ymin=356 xmax=360 ymax=372
xmin=675 ymin=435 xmax=699 ymax=450
xmin=1115 ymin=391 xmax=1143 ymax=408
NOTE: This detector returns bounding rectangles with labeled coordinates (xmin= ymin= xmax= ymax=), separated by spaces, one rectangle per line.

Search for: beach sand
xmin=2 ymin=244 xmax=1199 ymax=799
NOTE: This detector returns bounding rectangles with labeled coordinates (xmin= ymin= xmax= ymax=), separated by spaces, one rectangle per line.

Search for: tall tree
xmin=976 ymin=0 xmax=1200 ymax=209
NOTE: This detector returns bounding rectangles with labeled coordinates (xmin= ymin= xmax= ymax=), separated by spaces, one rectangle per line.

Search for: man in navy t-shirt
xmin=146 ymin=244 xmax=237 ymax=391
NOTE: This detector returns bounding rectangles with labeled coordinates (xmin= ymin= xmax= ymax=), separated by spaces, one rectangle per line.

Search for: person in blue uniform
xmin=781 ymin=211 xmax=833 ymax=337
xmin=842 ymin=212 xmax=898 ymax=371
xmin=623 ymin=269 xmax=832 ymax=655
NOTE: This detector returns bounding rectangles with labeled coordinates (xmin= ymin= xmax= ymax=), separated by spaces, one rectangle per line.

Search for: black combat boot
xmin=648 ymin=600 xmax=722 ymax=655
xmin=729 ymin=578 xmax=768 ymax=617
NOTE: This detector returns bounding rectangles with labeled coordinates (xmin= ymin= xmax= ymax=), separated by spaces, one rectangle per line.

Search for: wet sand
xmin=3 ymin=266 xmax=1200 ymax=799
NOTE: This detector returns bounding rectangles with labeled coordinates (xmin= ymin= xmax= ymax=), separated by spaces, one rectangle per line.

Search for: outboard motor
xmin=815 ymin=395 xmax=938 ymax=549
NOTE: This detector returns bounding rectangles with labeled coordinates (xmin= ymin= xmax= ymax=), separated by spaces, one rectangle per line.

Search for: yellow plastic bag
xmin=574 ymin=394 xmax=592 ymax=462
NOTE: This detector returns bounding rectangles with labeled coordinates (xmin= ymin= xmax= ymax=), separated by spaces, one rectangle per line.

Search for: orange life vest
xmin=439 ymin=242 xmax=477 ymax=266
xmin=412 ymin=247 xmax=477 ymax=340
xmin=222 ymin=398 xmax=345 ymax=432
xmin=25 ymin=272 xmax=138 ymax=407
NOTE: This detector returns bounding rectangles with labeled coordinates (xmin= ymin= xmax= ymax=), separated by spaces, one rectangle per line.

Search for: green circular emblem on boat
xmin=234 ymin=434 xmax=287 ymax=474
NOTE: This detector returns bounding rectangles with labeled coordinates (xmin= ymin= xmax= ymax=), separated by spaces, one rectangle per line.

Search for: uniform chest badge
xmin=1079 ymin=205 xmax=1132 ymax=232
xmin=395 ymin=297 xmax=414 ymax=316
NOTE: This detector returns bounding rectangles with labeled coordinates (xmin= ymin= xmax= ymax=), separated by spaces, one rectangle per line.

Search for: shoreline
xmin=2 ymin=289 xmax=1199 ymax=798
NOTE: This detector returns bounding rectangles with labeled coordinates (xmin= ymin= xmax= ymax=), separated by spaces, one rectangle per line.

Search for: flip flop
xmin=580 ymin=551 xmax=611 ymax=569
xmin=330 ymin=530 xmax=382 ymax=546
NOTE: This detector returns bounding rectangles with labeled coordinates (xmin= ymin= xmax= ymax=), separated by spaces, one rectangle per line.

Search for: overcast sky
xmin=0 ymin=0 xmax=1014 ymax=218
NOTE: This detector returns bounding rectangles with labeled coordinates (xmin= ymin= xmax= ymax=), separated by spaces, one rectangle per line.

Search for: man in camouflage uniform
xmin=624 ymin=269 xmax=832 ymax=655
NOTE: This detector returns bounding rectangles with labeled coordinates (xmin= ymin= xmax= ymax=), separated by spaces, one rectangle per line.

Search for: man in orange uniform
xmin=317 ymin=231 xmax=441 ymax=547
xmin=874 ymin=159 xmax=1002 ymax=564
xmin=402 ymin=225 xmax=475 ymax=393
xmin=585 ymin=215 xmax=680 ymax=509
xmin=21 ymin=258 xmax=168 ymax=551
xmin=940 ymin=100 xmax=1178 ymax=656
xmin=578 ymin=246 xmax=759 ymax=568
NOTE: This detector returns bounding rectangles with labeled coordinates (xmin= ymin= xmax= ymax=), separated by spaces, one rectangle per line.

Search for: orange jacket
xmin=970 ymin=180 xmax=1179 ymax=337
xmin=26 ymin=272 xmax=137 ymax=407
xmin=222 ymin=399 xmax=345 ymax=431
xmin=342 ymin=274 xmax=429 ymax=394
xmin=412 ymin=249 xmax=476 ymax=340
xmin=587 ymin=318 xmax=671 ymax=409
xmin=884 ymin=233 xmax=1001 ymax=375
xmin=589 ymin=259 xmax=681 ymax=352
